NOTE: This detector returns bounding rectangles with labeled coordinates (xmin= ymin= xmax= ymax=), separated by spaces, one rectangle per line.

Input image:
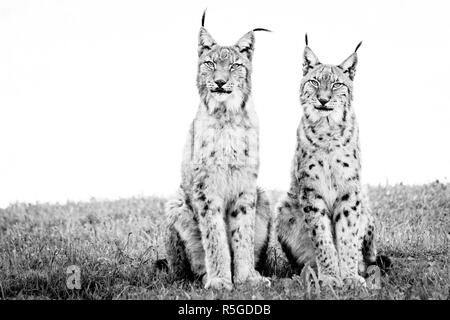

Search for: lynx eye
xmin=309 ymin=79 xmax=320 ymax=88
xmin=204 ymin=61 xmax=215 ymax=69
xmin=230 ymin=63 xmax=243 ymax=71
xmin=332 ymin=82 xmax=344 ymax=90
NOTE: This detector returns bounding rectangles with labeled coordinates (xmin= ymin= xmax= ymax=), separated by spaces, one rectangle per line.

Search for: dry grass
xmin=0 ymin=183 xmax=448 ymax=299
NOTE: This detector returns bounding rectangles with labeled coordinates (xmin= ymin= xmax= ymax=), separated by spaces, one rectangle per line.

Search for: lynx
xmin=164 ymin=13 xmax=271 ymax=291
xmin=275 ymin=35 xmax=379 ymax=288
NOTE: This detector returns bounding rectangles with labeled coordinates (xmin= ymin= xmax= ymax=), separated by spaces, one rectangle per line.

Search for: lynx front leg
xmin=334 ymin=191 xmax=366 ymax=287
xmin=195 ymin=194 xmax=233 ymax=291
xmin=302 ymin=187 xmax=342 ymax=287
xmin=229 ymin=191 xmax=269 ymax=286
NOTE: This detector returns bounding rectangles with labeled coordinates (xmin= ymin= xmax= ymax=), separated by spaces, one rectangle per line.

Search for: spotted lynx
xmin=275 ymin=36 xmax=378 ymax=288
xmin=164 ymin=14 xmax=271 ymax=291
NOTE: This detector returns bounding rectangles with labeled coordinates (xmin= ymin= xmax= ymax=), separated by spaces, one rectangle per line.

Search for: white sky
xmin=0 ymin=0 xmax=449 ymax=208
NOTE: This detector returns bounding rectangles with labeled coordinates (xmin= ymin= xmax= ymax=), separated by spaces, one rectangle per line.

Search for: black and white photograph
xmin=0 ymin=0 xmax=448 ymax=304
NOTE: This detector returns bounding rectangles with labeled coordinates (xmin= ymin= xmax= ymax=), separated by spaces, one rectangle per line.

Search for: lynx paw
xmin=318 ymin=274 xmax=343 ymax=288
xmin=234 ymin=271 xmax=271 ymax=287
xmin=343 ymin=275 xmax=366 ymax=289
xmin=204 ymin=277 xmax=233 ymax=291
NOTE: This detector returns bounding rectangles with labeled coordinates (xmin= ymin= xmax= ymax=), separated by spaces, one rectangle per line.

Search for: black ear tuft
xmin=252 ymin=28 xmax=271 ymax=33
xmin=338 ymin=41 xmax=362 ymax=80
xmin=201 ymin=9 xmax=207 ymax=27
xmin=305 ymin=33 xmax=308 ymax=46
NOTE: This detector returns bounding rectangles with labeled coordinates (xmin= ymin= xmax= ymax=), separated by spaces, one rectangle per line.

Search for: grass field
xmin=0 ymin=182 xmax=448 ymax=300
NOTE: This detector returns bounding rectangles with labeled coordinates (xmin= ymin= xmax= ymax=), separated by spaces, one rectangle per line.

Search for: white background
xmin=0 ymin=0 xmax=449 ymax=208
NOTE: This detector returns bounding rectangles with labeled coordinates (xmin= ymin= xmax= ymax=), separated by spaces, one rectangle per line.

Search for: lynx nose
xmin=215 ymin=79 xmax=226 ymax=88
xmin=319 ymin=98 xmax=329 ymax=106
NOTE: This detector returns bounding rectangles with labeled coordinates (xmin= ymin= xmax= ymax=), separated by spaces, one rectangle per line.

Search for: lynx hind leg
xmin=165 ymin=190 xmax=206 ymax=282
xmin=165 ymin=218 xmax=191 ymax=278
xmin=254 ymin=188 xmax=271 ymax=274
xmin=275 ymin=193 xmax=315 ymax=274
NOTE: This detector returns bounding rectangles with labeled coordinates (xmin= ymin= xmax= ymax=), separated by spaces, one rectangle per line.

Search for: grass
xmin=0 ymin=182 xmax=449 ymax=300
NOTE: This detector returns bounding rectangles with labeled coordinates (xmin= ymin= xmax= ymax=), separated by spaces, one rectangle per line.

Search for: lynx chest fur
xmin=295 ymin=115 xmax=361 ymax=211
xmin=187 ymin=106 xmax=259 ymax=200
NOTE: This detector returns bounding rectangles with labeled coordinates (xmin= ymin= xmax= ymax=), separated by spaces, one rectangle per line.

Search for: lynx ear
xmin=303 ymin=35 xmax=320 ymax=75
xmin=303 ymin=47 xmax=320 ymax=75
xmin=198 ymin=27 xmax=217 ymax=57
xmin=234 ymin=28 xmax=270 ymax=61
xmin=339 ymin=42 xmax=361 ymax=80
xmin=235 ymin=31 xmax=255 ymax=60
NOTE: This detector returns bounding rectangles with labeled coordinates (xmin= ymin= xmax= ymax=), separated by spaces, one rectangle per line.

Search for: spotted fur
xmin=164 ymin=21 xmax=270 ymax=291
xmin=275 ymin=39 xmax=377 ymax=288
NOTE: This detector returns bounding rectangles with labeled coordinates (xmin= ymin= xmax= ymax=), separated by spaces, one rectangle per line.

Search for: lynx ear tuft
xmin=201 ymin=8 xmax=207 ymax=27
xmin=338 ymin=41 xmax=362 ymax=80
xmin=252 ymin=28 xmax=271 ymax=33
xmin=302 ymin=34 xmax=320 ymax=75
